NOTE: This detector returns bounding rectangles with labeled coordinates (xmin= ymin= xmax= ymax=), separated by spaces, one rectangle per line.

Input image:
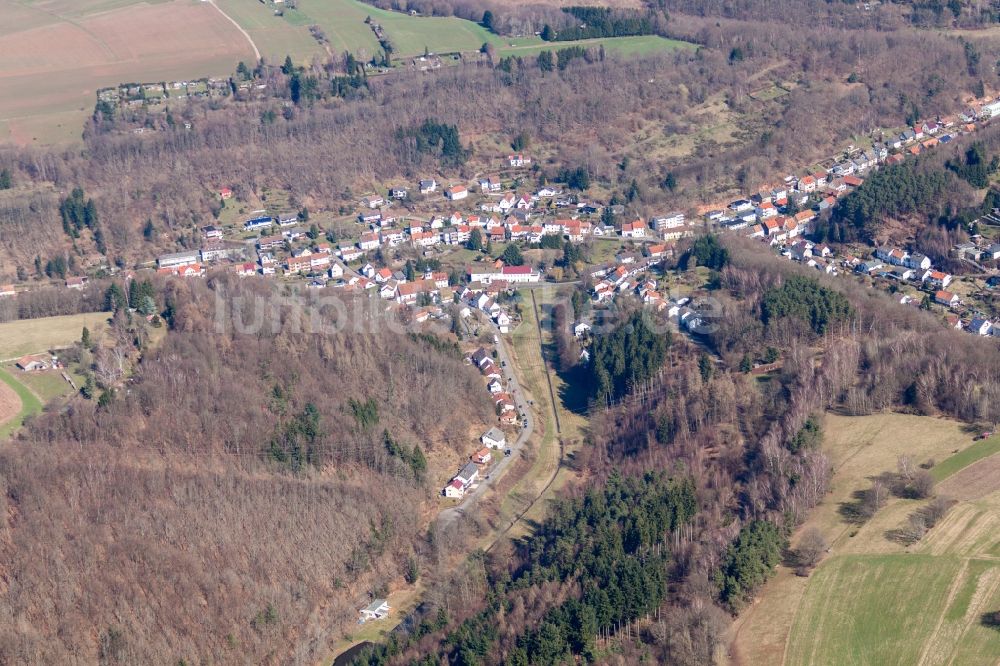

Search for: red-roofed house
xmin=446 ymin=185 xmax=468 ymax=201
xmin=935 ymin=290 xmax=959 ymax=307
xmin=621 ymin=220 xmax=647 ymax=238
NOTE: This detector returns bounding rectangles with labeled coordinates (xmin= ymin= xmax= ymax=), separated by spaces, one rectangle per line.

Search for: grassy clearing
xmin=931 ymin=435 xmax=1000 ymax=481
xmin=785 ymin=554 xmax=963 ymax=666
xmin=14 ymin=368 xmax=75 ymax=402
xmin=493 ymin=35 xmax=695 ymax=59
xmin=0 ymin=366 xmax=42 ymax=439
xmin=499 ymin=288 xmax=589 ymax=539
xmin=225 ymin=0 xmax=696 ymax=62
xmin=322 ymin=583 xmax=424 ymax=666
xmin=0 ymin=312 xmax=109 ymax=360
xmin=729 ymin=413 xmax=1000 ymax=666
xmin=499 ymin=292 xmax=562 ymax=537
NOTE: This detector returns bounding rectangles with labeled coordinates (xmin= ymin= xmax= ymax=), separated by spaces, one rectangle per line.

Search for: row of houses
xmin=443 ymin=351 xmax=517 ymax=499
xmin=590 ymin=247 xmax=671 ymax=304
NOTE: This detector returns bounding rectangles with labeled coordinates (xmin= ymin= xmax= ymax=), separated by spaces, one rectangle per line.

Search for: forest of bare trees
xmin=0 ymin=277 xmax=495 ymax=664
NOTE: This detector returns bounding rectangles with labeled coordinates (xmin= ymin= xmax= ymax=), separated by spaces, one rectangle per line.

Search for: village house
xmin=444 ymin=478 xmax=465 ymax=498
xmin=481 ymin=427 xmax=506 ymax=449
xmin=286 ymin=256 xmax=311 ymax=274
xmin=359 ymin=232 xmax=381 ymax=251
xmin=65 ymin=276 xmax=88 ymax=290
xmin=621 ymin=220 xmax=647 ymax=238
xmin=472 ymin=448 xmax=492 ymax=465
xmin=652 ymin=212 xmax=685 ymax=230
xmin=455 ymin=461 xmax=480 ymax=487
xmin=508 ymin=154 xmax=531 ymax=168
xmin=419 ymin=179 xmax=437 ymax=194
xmin=479 ymin=176 xmax=502 ymax=192
xmin=339 ymin=245 xmax=363 ymax=262
xmin=243 ymin=216 xmax=272 ymax=232
xmin=968 ymin=317 xmax=993 ymax=336
xmin=233 ymin=262 xmax=256 ymax=277
xmin=904 ymin=253 xmax=932 ymax=270
xmin=200 ymin=242 xmax=239 ymax=263
xmin=756 ymin=201 xmax=777 ymax=219
xmin=219 ymin=187 xmax=233 ymax=200
xmin=202 ymin=225 xmax=223 ymax=240
xmin=934 ymin=290 xmax=960 ymax=307
xmin=390 ymin=186 xmax=408 ymax=200
xmin=922 ymin=270 xmax=953 ymax=288
xmin=396 ymin=279 xmax=438 ymax=305
xmin=875 ymin=247 xmax=908 ymax=266
xmin=257 ymin=235 xmax=285 ymax=251
xmin=359 ymin=599 xmax=390 ymax=622
xmin=494 ymin=393 xmax=516 ymax=413
xmin=445 ymin=185 xmax=468 ymax=201
xmin=467 ymin=265 xmax=541 ymax=285
xmin=363 ymin=194 xmax=384 ymax=209
xmin=157 ymin=264 xmax=204 ymax=278
xmin=383 ymin=229 xmax=405 ymax=246
xmin=0 ymin=284 xmax=15 ymax=298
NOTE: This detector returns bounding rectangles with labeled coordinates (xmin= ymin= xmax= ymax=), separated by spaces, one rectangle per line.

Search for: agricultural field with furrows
xmin=732 ymin=413 xmax=1000 ymax=666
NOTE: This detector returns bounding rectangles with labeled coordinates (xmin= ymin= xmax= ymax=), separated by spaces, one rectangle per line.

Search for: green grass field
xmin=494 ymin=35 xmax=695 ymax=59
xmin=0 ymin=366 xmax=42 ymax=439
xmin=931 ymin=435 xmax=1000 ymax=481
xmin=786 ymin=554 xmax=1000 ymax=666
xmin=14 ymin=367 xmax=77 ymax=402
xmin=732 ymin=414 xmax=1000 ymax=666
xmin=0 ymin=312 xmax=109 ymax=360
xmin=776 ymin=417 xmax=1000 ymax=666
xmin=217 ymin=0 xmax=695 ymax=63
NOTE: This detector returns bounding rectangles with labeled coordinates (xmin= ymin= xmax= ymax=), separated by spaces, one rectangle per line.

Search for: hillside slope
xmin=0 ymin=279 xmax=494 ymax=664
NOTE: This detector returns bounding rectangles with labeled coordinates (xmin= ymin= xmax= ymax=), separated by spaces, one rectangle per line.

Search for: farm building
xmin=16 ymin=354 xmax=53 ymax=372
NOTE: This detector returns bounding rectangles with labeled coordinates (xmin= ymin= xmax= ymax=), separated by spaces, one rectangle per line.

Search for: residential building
xmin=481 ymin=427 xmax=506 ymax=449
xmin=445 ymin=185 xmax=468 ymax=201
xmin=157 ymin=251 xmax=199 ymax=269
xmin=359 ymin=600 xmax=390 ymax=622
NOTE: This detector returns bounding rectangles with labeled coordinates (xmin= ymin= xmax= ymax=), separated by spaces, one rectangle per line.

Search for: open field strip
xmin=729 ymin=413 xmax=1000 ymax=666
xmin=0 ymin=311 xmax=108 ymax=359
xmin=0 ymin=366 xmax=41 ymax=439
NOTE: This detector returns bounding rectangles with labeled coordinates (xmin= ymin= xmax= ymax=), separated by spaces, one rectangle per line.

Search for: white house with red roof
xmin=445 ymin=185 xmax=468 ymax=201
xmin=621 ymin=220 xmax=647 ymax=238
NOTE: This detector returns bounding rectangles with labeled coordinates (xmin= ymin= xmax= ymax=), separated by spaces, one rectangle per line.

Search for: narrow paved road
xmin=437 ymin=318 xmax=535 ymax=529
